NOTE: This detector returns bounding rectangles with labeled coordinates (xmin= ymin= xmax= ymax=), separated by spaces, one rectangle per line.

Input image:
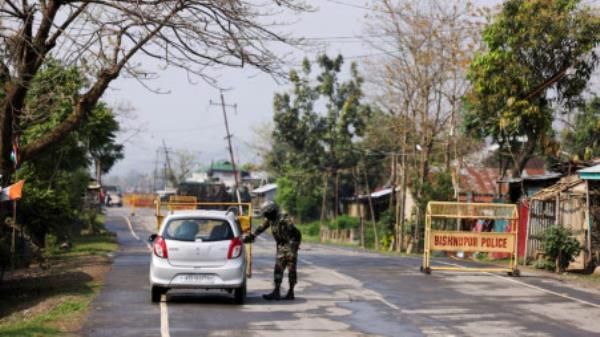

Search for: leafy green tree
xmin=11 ymin=61 xmax=123 ymax=246
xmin=271 ymin=55 xmax=371 ymax=219
xmin=562 ymin=97 xmax=600 ymax=160
xmin=464 ymin=0 xmax=600 ymax=176
xmin=275 ymin=175 xmax=322 ymax=223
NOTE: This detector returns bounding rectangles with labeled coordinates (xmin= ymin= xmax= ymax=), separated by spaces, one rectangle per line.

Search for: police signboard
xmin=421 ymin=201 xmax=520 ymax=276
xmin=430 ymin=231 xmax=515 ymax=253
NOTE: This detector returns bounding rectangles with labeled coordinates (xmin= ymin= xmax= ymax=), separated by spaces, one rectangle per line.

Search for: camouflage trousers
xmin=274 ymin=244 xmax=298 ymax=286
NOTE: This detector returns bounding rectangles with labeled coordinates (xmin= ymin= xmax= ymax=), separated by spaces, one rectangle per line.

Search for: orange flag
xmin=0 ymin=180 xmax=25 ymax=202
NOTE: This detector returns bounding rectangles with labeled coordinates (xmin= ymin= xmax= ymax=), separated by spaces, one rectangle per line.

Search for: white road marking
xmin=299 ymin=256 xmax=400 ymax=311
xmin=122 ymin=215 xmax=152 ymax=250
xmin=160 ymin=295 xmax=170 ymax=337
xmin=299 ymin=257 xmax=314 ymax=266
xmin=487 ymin=272 xmax=600 ymax=309
xmin=122 ymin=215 xmax=140 ymax=240
xmin=430 ymin=259 xmax=600 ymax=309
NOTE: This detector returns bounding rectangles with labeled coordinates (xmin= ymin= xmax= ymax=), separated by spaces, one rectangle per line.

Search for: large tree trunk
xmin=333 ymin=169 xmax=339 ymax=219
xmin=363 ymin=167 xmax=379 ymax=250
xmin=352 ymin=168 xmax=365 ymax=248
xmin=320 ymin=173 xmax=328 ymax=230
xmin=511 ymin=137 xmax=537 ymax=179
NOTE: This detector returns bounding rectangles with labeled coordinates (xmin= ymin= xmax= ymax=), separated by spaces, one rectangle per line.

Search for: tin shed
xmin=526 ymin=175 xmax=592 ymax=270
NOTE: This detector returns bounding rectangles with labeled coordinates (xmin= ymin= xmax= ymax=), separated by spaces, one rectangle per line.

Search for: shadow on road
xmin=165 ymin=291 xmax=308 ymax=306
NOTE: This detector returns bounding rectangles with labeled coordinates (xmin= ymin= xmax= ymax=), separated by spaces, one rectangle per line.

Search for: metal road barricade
xmin=168 ymin=195 xmax=198 ymax=209
xmin=123 ymin=194 xmax=157 ymax=217
xmin=421 ymin=201 xmax=520 ymax=276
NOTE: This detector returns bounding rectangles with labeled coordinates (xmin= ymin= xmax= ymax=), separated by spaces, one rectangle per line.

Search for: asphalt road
xmin=83 ymin=208 xmax=600 ymax=337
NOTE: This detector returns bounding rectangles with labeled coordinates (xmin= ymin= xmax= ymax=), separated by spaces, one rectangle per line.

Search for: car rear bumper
xmin=149 ymin=255 xmax=246 ymax=289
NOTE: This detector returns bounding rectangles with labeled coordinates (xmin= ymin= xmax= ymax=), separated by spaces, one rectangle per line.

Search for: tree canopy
xmin=8 ymin=61 xmax=123 ymax=245
xmin=0 ymin=0 xmax=309 ymax=181
xmin=269 ymin=55 xmax=372 ymax=220
xmin=464 ymin=0 xmax=600 ymax=176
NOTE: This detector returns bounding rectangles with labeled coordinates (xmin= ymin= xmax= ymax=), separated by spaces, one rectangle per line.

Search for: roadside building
xmin=452 ymin=166 xmax=508 ymax=203
xmin=243 ymin=171 xmax=270 ymax=189
xmin=207 ymin=161 xmax=250 ymax=188
xmin=577 ymin=165 xmax=600 ymax=269
xmin=345 ymin=187 xmax=416 ymax=222
xmin=85 ymin=178 xmax=102 ymax=212
xmin=188 ymin=167 xmax=208 ymax=183
xmin=525 ymin=171 xmax=600 ymax=270
xmin=251 ymin=183 xmax=277 ymax=214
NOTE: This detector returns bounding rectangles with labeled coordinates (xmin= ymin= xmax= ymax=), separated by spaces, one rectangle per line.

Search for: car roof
xmin=164 ymin=209 xmax=235 ymax=221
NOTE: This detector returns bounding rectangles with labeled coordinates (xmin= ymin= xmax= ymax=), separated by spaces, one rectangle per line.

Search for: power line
xmin=148 ymin=123 xmax=221 ymax=134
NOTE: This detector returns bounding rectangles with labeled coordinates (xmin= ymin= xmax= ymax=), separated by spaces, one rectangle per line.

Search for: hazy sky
xmin=106 ymin=0 xmax=499 ymax=178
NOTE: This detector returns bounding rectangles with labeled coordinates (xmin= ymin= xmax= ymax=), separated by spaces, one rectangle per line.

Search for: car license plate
xmin=181 ymin=274 xmax=215 ymax=284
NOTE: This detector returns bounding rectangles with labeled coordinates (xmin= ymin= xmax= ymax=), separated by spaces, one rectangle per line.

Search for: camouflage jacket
xmin=253 ymin=213 xmax=302 ymax=248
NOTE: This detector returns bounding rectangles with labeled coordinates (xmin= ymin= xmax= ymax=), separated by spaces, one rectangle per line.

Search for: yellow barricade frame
xmin=421 ymin=201 xmax=520 ymax=276
xmin=154 ymin=198 xmax=255 ymax=277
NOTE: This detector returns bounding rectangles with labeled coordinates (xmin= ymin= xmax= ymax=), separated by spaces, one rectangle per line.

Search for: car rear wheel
xmin=234 ymin=281 xmax=246 ymax=305
xmin=151 ymin=286 xmax=167 ymax=303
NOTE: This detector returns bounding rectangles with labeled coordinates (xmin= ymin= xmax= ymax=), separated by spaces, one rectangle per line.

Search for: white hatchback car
xmin=148 ymin=210 xmax=247 ymax=304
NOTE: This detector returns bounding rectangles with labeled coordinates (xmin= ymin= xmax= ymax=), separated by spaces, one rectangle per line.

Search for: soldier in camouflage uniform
xmin=243 ymin=201 xmax=301 ymax=300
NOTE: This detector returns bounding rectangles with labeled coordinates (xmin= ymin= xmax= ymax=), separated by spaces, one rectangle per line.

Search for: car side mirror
xmin=148 ymin=234 xmax=158 ymax=242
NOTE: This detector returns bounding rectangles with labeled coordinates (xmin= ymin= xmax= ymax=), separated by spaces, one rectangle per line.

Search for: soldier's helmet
xmin=260 ymin=200 xmax=279 ymax=220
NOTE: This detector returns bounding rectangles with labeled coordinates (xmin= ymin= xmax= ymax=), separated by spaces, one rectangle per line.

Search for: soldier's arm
xmin=252 ymin=218 xmax=271 ymax=237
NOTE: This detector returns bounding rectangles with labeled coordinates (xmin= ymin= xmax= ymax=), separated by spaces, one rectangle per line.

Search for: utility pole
xmin=152 ymin=148 xmax=159 ymax=193
xmin=210 ymin=91 xmax=242 ymax=204
xmin=162 ymin=140 xmax=178 ymax=187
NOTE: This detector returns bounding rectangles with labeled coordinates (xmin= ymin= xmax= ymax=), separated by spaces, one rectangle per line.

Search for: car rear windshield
xmin=164 ymin=218 xmax=234 ymax=242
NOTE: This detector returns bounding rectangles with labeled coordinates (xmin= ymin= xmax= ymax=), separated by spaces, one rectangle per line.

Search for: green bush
xmin=540 ymin=226 xmax=583 ymax=272
xmin=275 ymin=176 xmax=321 ymax=222
xmin=327 ymin=215 xmax=360 ymax=230
xmin=533 ymin=258 xmax=555 ymax=271
xmin=297 ymin=221 xmax=321 ymax=237
xmin=45 ymin=234 xmax=59 ymax=255
xmin=380 ymin=233 xmax=394 ymax=250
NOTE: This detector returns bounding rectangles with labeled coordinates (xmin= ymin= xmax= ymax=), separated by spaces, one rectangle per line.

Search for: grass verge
xmin=0 ymin=225 xmax=116 ymax=336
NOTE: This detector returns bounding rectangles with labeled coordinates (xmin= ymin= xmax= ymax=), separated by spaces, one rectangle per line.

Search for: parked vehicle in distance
xmin=148 ymin=210 xmax=247 ymax=304
xmin=103 ymin=185 xmax=123 ymax=207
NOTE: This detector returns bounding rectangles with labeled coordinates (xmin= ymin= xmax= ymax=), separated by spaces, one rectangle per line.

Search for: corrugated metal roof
xmin=251 ymin=183 xmax=277 ymax=194
xmin=370 ymin=188 xmax=392 ymax=198
xmin=457 ymin=167 xmax=504 ymax=195
xmin=351 ymin=187 xmax=393 ymax=200
xmin=578 ymin=164 xmax=600 ymax=174
xmin=530 ymin=175 xmax=584 ymax=201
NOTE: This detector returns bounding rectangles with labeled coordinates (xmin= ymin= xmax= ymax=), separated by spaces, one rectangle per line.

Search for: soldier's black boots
xmin=284 ymin=286 xmax=295 ymax=300
xmin=263 ymin=285 xmax=281 ymax=300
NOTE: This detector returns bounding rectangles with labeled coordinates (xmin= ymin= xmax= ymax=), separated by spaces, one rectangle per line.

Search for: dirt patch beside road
xmin=0 ymin=234 xmax=116 ymax=337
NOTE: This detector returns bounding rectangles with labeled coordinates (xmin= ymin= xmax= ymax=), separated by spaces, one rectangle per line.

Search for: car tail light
xmin=227 ymin=237 xmax=242 ymax=259
xmin=153 ymin=235 xmax=168 ymax=259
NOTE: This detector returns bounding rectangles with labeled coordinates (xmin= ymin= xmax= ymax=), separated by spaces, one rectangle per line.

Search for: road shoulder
xmin=0 ymin=224 xmax=116 ymax=336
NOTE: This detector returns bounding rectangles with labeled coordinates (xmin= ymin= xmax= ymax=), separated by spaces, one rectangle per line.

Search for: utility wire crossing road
xmin=84 ymin=208 xmax=600 ymax=337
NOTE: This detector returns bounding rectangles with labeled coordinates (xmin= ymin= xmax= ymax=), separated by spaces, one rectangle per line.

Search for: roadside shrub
xmin=540 ymin=226 xmax=583 ymax=272
xmin=275 ymin=175 xmax=321 ymax=222
xmin=297 ymin=221 xmax=320 ymax=237
xmin=363 ymin=221 xmax=387 ymax=250
xmin=45 ymin=234 xmax=59 ymax=255
xmin=327 ymin=215 xmax=360 ymax=230
xmin=380 ymin=233 xmax=394 ymax=250
xmin=533 ymin=258 xmax=555 ymax=271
